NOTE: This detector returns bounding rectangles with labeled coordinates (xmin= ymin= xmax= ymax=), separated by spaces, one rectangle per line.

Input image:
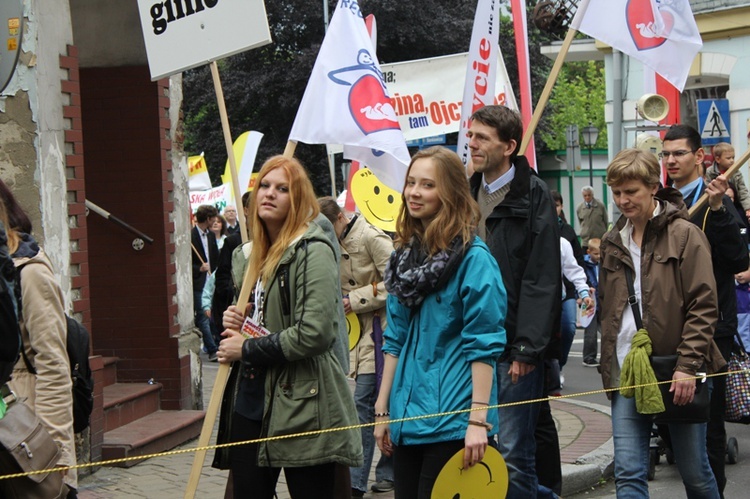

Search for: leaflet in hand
xmin=241 ymin=317 xmax=271 ymax=339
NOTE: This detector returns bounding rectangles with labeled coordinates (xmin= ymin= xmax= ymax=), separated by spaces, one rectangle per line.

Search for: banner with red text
xmin=456 ymin=0 xmax=499 ymax=167
xmin=380 ymin=52 xmax=516 ymax=143
xmin=190 ymin=184 xmax=232 ymax=214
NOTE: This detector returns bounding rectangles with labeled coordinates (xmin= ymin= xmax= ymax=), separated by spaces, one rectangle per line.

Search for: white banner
xmin=136 ymin=0 xmax=272 ymax=80
xmin=380 ymin=52 xmax=517 ymax=143
xmin=456 ymin=0 xmax=500 ymax=166
xmin=190 ymin=184 xmax=232 ymax=214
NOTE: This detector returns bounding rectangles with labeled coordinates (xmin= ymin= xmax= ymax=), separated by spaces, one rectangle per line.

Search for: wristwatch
xmin=710 ymin=204 xmax=727 ymax=213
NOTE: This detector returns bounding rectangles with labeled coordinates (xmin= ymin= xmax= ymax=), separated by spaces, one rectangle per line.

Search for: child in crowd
xmin=582 ymin=238 xmax=601 ymax=366
xmin=706 ymin=142 xmax=750 ymax=220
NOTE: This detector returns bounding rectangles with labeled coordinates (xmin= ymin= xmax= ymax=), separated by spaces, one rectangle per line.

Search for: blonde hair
xmin=713 ymin=142 xmax=734 ymax=159
xmin=0 ymin=201 xmax=18 ymax=254
xmin=587 ymin=237 xmax=601 ymax=251
xmin=247 ymin=156 xmax=320 ymax=286
xmin=606 ymin=148 xmax=661 ymax=187
xmin=395 ymin=146 xmax=480 ymax=255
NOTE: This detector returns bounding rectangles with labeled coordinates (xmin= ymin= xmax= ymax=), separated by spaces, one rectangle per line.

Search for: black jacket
xmin=191 ymin=225 xmax=219 ymax=292
xmin=657 ymin=185 xmax=749 ymax=339
xmin=470 ymin=156 xmax=561 ymax=364
xmin=211 ymin=232 xmax=242 ymax=329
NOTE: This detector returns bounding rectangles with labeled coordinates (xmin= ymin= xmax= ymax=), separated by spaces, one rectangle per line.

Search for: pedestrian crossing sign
xmin=697 ymin=99 xmax=730 ymax=146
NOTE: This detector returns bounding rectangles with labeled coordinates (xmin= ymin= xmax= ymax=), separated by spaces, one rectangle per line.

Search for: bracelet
xmin=471 ymin=400 xmax=489 ymax=406
xmin=374 ymin=412 xmax=390 ymax=418
xmin=467 ymin=419 xmax=493 ymax=432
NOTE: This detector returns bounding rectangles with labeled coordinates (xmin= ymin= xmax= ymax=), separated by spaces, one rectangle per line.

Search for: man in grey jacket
xmin=576 ymin=186 xmax=608 ymax=249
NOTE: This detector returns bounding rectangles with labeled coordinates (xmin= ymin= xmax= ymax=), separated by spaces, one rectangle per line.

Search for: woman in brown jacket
xmin=599 ymin=149 xmax=722 ymax=498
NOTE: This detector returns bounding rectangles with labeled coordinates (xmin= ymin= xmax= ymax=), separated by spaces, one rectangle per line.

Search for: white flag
xmin=289 ymin=0 xmax=410 ymax=192
xmin=456 ymin=0 xmax=500 ymax=167
xmin=572 ymin=0 xmax=702 ymax=92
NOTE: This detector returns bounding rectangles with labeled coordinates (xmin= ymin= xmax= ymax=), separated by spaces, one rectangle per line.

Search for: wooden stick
xmin=519 ymin=27 xmax=578 ymax=155
xmin=190 ymin=243 xmax=205 ymax=265
xmin=688 ymin=147 xmax=750 ymax=217
xmin=184 ymin=136 xmax=301 ymax=499
xmin=210 ymin=61 xmax=249 ymax=244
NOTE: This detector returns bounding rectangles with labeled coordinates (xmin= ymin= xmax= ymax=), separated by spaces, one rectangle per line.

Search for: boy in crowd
xmin=582 ymin=238 xmax=601 ymax=367
xmin=706 ymin=142 xmax=750 ymax=220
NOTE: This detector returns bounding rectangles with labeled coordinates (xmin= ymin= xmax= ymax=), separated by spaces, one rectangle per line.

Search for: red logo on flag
xmin=627 ymin=0 xmax=674 ymax=51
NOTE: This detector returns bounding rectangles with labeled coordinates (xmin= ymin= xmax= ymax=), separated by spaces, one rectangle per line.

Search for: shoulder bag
xmin=0 ymin=387 xmax=68 ymax=499
xmin=725 ymin=334 xmax=750 ymax=424
xmin=624 ymin=267 xmax=710 ymax=424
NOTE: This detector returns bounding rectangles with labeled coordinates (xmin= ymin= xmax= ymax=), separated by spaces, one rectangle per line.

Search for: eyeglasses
xmin=658 ymin=150 xmax=694 ymax=160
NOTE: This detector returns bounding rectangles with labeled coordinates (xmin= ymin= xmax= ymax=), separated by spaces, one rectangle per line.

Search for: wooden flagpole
xmin=688 ymin=147 xmax=750 ymax=217
xmin=519 ymin=26 xmax=578 ymax=155
xmin=184 ymin=60 xmax=252 ymax=499
xmin=184 ymin=138 xmax=299 ymax=498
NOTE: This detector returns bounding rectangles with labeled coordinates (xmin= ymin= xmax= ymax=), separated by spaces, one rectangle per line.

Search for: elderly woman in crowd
xmin=598 ymin=148 xmax=723 ymax=498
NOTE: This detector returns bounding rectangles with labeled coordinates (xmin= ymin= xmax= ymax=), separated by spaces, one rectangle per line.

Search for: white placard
xmin=136 ymin=0 xmax=272 ymax=80
xmin=380 ymin=52 xmax=517 ymax=142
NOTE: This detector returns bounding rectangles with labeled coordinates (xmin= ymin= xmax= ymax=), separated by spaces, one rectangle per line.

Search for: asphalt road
xmin=564 ymin=336 xmax=750 ymax=498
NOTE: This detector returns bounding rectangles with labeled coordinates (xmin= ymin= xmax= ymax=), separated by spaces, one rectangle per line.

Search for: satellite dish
xmin=636 ymin=94 xmax=669 ymax=122
xmin=636 ymin=133 xmax=662 ymax=158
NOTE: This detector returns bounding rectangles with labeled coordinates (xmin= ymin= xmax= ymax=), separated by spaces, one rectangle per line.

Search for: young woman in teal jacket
xmin=374 ymin=146 xmax=507 ymax=498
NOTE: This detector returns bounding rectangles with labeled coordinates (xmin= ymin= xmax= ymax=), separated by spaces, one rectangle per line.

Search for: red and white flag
xmin=571 ymin=0 xmax=702 ymax=92
xmin=456 ymin=0 xmax=500 ymax=167
xmin=510 ymin=0 xmax=537 ymax=169
xmin=289 ymin=1 xmax=410 ymax=191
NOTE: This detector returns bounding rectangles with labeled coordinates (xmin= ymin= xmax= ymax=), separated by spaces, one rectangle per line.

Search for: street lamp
xmin=581 ymin=122 xmax=599 ymax=187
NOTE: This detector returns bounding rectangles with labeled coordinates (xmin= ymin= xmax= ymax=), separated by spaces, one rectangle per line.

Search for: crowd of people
xmin=3 ymin=102 xmax=749 ymax=499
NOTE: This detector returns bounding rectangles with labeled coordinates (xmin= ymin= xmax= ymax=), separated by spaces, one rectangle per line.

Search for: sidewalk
xmin=79 ymin=357 xmax=613 ymax=498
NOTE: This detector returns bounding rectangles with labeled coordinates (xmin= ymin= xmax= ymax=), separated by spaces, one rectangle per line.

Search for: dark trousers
xmin=393 ymin=440 xmax=467 ymax=499
xmin=229 ymin=412 xmax=336 ymax=499
xmin=536 ymin=364 xmax=562 ymax=495
xmin=707 ymin=335 xmax=733 ymax=498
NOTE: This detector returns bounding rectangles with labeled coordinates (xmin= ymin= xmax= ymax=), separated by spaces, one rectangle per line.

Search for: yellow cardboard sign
xmin=346 ymin=312 xmax=360 ymax=351
xmin=350 ymin=168 xmax=401 ymax=233
xmin=431 ymin=446 xmax=508 ymax=498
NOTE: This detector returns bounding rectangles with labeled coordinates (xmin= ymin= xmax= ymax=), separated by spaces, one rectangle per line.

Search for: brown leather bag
xmin=0 ymin=391 xmax=68 ymax=499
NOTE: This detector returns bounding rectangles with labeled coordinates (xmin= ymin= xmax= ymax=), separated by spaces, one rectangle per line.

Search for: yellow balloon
xmin=350 ymin=168 xmax=401 ymax=232
xmin=346 ymin=312 xmax=361 ymax=351
xmin=431 ymin=446 xmax=508 ymax=499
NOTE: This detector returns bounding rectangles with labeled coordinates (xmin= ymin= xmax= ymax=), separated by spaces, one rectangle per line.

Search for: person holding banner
xmin=217 ymin=156 xmax=362 ymax=498
xmin=373 ymin=146 xmax=507 ymax=498
xmin=318 ymin=197 xmax=395 ymax=497
xmin=467 ymin=105 xmax=561 ymax=498
xmin=192 ymin=204 xmax=219 ymax=361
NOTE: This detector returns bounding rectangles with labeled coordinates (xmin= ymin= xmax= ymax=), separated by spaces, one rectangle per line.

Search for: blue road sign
xmin=697 ymin=99 xmax=730 ymax=146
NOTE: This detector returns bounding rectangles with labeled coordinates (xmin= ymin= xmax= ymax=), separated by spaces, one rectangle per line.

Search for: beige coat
xmin=340 ymin=216 xmax=393 ymax=376
xmin=10 ymin=249 xmax=77 ymax=488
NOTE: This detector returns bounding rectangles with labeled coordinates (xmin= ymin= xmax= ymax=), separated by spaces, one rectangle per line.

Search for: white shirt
xmin=483 ymin=165 xmax=516 ymax=194
xmin=199 ymin=227 xmax=211 ymax=268
xmin=560 ymin=238 xmax=589 ymax=299
xmin=616 ymin=202 xmax=662 ymax=366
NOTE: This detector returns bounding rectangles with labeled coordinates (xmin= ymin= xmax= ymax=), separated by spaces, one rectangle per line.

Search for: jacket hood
xmin=655 ymin=186 xmax=688 ymax=211
xmin=279 ymin=219 xmax=337 ymax=266
xmin=608 ymin=198 xmax=689 ymax=244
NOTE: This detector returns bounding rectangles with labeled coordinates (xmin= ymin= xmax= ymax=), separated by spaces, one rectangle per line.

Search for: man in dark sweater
xmin=468 ymin=105 xmax=561 ymax=497
xmin=660 ymin=124 xmax=748 ymax=497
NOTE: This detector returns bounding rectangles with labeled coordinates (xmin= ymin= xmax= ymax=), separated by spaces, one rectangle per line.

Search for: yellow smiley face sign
xmin=431 ymin=446 xmax=508 ymax=499
xmin=350 ymin=168 xmax=401 ymax=232
xmin=346 ymin=312 xmax=361 ymax=351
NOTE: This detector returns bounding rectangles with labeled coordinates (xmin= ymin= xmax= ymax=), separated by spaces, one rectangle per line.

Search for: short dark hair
xmin=194 ymin=204 xmax=219 ymax=223
xmin=317 ymin=197 xmax=341 ymax=226
xmin=663 ymin=124 xmax=702 ymax=151
xmin=470 ymin=105 xmax=523 ymax=160
xmin=241 ymin=191 xmax=252 ymax=209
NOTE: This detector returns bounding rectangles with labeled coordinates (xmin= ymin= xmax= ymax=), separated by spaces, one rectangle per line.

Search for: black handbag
xmin=624 ymin=267 xmax=710 ymax=424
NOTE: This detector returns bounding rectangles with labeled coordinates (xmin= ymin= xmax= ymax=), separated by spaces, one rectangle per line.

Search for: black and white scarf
xmin=384 ymin=236 xmax=471 ymax=308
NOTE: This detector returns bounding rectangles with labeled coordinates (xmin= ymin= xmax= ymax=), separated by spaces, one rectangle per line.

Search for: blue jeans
xmin=194 ymin=290 xmax=217 ymax=354
xmin=350 ymin=374 xmax=393 ymax=493
xmin=611 ymin=392 xmax=720 ymax=498
xmin=559 ymin=298 xmax=577 ymax=368
xmin=496 ymin=359 xmax=544 ymax=498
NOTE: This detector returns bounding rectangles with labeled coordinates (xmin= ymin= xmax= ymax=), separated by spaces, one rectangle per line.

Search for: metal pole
xmin=588 ymin=145 xmax=594 ymax=187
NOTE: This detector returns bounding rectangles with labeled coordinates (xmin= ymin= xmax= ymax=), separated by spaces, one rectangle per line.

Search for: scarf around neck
xmin=384 ymin=235 xmax=471 ymax=308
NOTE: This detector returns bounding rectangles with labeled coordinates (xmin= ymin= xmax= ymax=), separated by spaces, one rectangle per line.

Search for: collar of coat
xmin=604 ymin=198 xmax=688 ymax=253
xmin=470 ymin=155 xmax=534 ymax=212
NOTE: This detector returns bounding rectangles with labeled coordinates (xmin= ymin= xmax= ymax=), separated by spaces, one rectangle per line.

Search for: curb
xmin=559 ymin=398 xmax=614 ymax=496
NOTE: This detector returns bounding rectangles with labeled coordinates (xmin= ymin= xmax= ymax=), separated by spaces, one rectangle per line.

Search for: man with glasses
xmin=659 ymin=124 xmax=748 ymax=497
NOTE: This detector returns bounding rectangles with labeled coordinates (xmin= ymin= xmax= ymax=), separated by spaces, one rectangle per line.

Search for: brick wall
xmin=81 ymin=65 xmax=187 ymax=410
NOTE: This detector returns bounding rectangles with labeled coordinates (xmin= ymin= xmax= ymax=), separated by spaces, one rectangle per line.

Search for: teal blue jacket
xmin=383 ymin=237 xmax=507 ymax=445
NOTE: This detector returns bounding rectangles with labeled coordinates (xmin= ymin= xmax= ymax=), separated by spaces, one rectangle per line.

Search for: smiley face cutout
xmin=431 ymin=446 xmax=508 ymax=499
xmin=346 ymin=312 xmax=361 ymax=351
xmin=350 ymin=167 xmax=402 ymax=232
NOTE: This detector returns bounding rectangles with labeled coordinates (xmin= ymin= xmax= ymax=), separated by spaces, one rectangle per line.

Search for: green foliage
xmin=537 ymin=61 xmax=607 ymax=151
